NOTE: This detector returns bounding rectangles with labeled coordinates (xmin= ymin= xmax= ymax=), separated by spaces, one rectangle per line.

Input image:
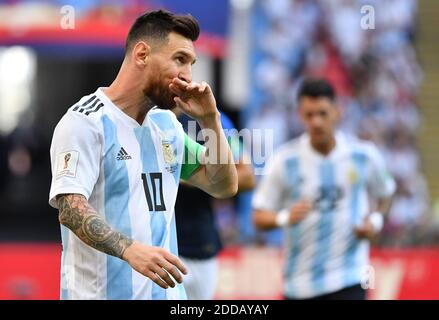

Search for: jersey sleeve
xmin=49 ymin=112 xmax=101 ymax=209
xmin=180 ymin=132 xmax=206 ymax=181
xmin=367 ymin=144 xmax=396 ymax=198
xmin=252 ymin=155 xmax=287 ymax=212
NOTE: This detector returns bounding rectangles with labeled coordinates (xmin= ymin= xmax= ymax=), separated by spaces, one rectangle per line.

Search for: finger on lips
xmin=172 ymin=78 xmax=207 ymax=92
xmin=169 ymin=83 xmax=184 ymax=95
xmin=187 ymin=82 xmax=198 ymax=90
xmin=172 ymin=78 xmax=190 ymax=88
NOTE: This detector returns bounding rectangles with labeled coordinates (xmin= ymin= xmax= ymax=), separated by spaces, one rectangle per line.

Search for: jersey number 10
xmin=141 ymin=172 xmax=166 ymax=212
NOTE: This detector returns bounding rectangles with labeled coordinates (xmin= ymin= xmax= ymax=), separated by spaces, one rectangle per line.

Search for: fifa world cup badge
xmin=57 ymin=150 xmax=79 ymax=178
xmin=64 ymin=153 xmax=72 ymax=169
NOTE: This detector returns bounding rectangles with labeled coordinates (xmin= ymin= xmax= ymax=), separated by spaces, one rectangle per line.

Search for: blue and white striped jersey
xmin=49 ymin=88 xmax=200 ymax=300
xmin=252 ymin=132 xmax=395 ymax=299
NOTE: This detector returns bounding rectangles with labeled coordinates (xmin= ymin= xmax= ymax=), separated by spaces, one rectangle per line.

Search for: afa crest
xmin=162 ymin=141 xmax=176 ymax=164
xmin=159 ymin=131 xmax=178 ymax=173
xmin=348 ymin=166 xmax=358 ymax=184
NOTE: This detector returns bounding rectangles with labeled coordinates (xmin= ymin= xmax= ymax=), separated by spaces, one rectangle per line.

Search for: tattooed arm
xmin=57 ymin=194 xmax=133 ymax=258
xmin=56 ymin=194 xmax=187 ymax=288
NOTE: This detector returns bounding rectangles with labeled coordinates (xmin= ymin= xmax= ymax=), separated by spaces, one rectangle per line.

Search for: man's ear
xmin=132 ymin=41 xmax=151 ymax=67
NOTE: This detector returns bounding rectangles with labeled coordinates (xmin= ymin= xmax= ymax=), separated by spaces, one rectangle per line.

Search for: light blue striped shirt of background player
xmin=252 ymin=132 xmax=395 ymax=299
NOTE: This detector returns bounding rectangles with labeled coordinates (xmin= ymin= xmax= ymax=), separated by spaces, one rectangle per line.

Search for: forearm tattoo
xmin=57 ymin=194 xmax=133 ymax=259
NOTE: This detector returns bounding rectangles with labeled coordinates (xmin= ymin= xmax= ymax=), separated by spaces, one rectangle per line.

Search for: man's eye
xmin=176 ymin=57 xmax=185 ymax=64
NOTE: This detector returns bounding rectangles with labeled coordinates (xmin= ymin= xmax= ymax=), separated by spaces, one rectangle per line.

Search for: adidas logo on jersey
xmin=117 ymin=147 xmax=132 ymax=160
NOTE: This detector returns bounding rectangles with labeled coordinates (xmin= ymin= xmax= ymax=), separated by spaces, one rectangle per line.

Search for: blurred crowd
xmin=244 ymin=0 xmax=437 ymax=246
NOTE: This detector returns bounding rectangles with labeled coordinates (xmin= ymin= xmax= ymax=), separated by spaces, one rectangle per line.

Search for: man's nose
xmin=178 ymin=66 xmax=192 ymax=83
xmin=311 ymin=116 xmax=322 ymax=127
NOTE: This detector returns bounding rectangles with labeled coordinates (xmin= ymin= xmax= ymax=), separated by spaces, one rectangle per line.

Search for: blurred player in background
xmin=252 ymin=79 xmax=395 ymax=300
xmin=48 ymin=10 xmax=237 ymax=300
xmin=174 ymin=109 xmax=255 ymax=299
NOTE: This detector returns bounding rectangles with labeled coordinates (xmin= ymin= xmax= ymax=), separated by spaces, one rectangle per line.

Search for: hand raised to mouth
xmin=169 ymin=78 xmax=219 ymax=123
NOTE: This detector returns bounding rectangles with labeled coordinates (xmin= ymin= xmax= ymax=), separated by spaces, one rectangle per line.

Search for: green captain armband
xmin=180 ymin=133 xmax=206 ymax=180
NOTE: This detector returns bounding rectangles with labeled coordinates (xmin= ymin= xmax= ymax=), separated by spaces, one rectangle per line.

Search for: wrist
xmin=198 ymin=111 xmax=221 ymax=128
xmin=121 ymin=240 xmax=137 ymax=262
xmin=275 ymin=209 xmax=290 ymax=228
xmin=368 ymin=212 xmax=384 ymax=233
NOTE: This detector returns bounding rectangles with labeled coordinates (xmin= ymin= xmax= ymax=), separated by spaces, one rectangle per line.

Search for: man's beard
xmin=146 ymin=86 xmax=177 ymax=110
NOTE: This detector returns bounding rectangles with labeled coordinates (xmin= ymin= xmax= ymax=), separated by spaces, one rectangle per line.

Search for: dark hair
xmin=297 ymin=78 xmax=336 ymax=102
xmin=125 ymin=9 xmax=200 ymax=52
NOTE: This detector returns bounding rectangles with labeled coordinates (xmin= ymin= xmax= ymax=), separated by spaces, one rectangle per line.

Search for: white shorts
xmin=181 ymin=256 xmax=218 ymax=300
